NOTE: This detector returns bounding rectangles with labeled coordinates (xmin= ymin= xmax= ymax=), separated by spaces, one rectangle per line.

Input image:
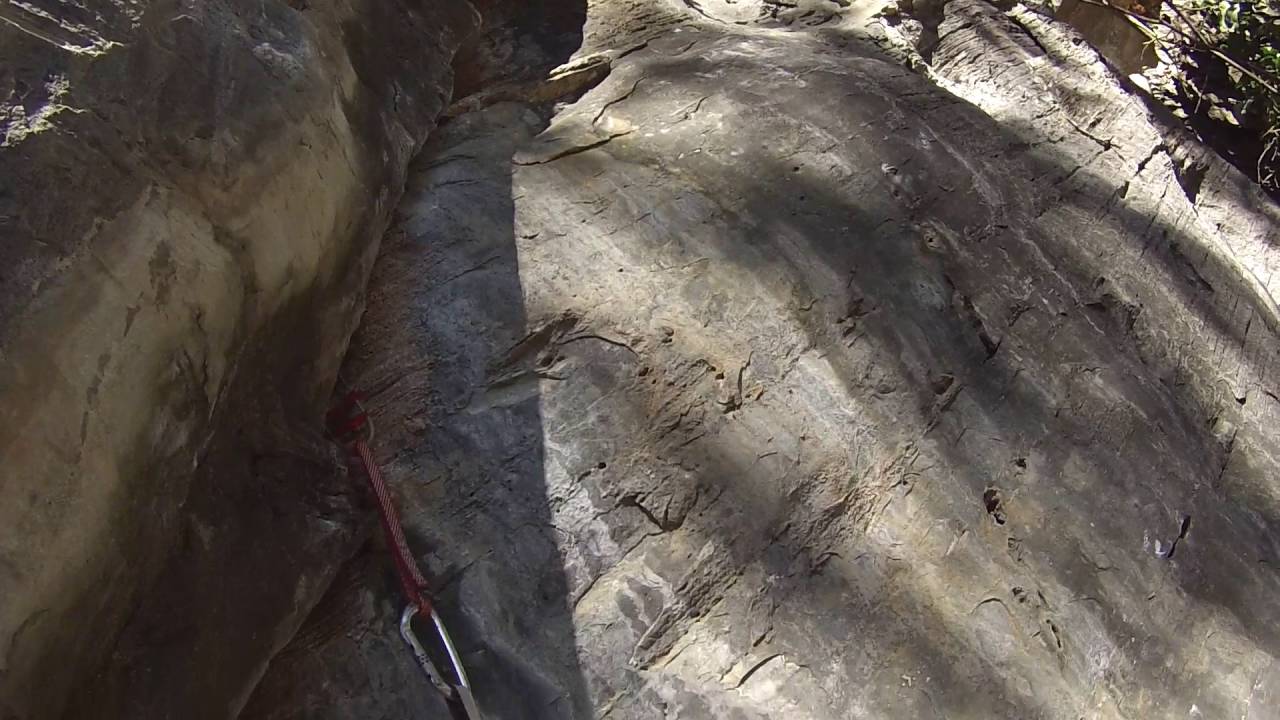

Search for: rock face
xmin=0 ymin=1 xmax=481 ymax=717
xmin=1054 ymin=0 xmax=1153 ymax=76
xmin=251 ymin=0 xmax=1280 ymax=718
xmin=5 ymin=0 xmax=1280 ymax=718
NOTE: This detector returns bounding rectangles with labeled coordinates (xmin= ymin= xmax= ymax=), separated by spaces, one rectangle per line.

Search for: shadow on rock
xmin=488 ymin=24 xmax=1280 ymax=716
xmin=243 ymin=2 xmax=594 ymax=718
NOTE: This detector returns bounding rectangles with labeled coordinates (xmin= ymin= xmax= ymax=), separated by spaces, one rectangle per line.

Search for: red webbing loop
xmin=330 ymin=392 xmax=433 ymax=615
xmin=352 ymin=437 xmax=432 ymax=614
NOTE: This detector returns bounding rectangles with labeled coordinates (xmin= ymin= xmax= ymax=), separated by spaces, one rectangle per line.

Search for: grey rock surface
xmin=0 ymin=1 xmax=480 ymax=717
xmin=4 ymin=0 xmax=1279 ymax=717
xmin=255 ymin=1 xmax=1280 ymax=718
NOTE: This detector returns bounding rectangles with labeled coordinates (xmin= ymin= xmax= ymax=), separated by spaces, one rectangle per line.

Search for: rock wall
xmin=250 ymin=0 xmax=1280 ymax=718
xmin=1055 ymin=0 xmax=1153 ymax=77
xmin=4 ymin=0 xmax=1279 ymax=717
xmin=0 ymin=1 xmax=481 ymax=717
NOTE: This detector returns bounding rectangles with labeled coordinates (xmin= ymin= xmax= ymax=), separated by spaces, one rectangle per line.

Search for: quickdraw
xmin=327 ymin=392 xmax=482 ymax=719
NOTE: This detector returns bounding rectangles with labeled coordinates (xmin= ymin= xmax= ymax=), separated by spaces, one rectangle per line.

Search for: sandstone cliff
xmin=0 ymin=0 xmax=478 ymax=716
xmin=3 ymin=1 xmax=1279 ymax=719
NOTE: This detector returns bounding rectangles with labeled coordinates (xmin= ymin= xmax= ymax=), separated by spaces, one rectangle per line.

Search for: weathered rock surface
xmin=5 ymin=0 xmax=1280 ymax=717
xmin=0 ymin=1 xmax=481 ymax=717
xmin=1054 ymin=0 xmax=1153 ymax=76
xmin=253 ymin=0 xmax=1280 ymax=718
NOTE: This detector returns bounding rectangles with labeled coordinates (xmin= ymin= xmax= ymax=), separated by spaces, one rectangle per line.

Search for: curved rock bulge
xmin=272 ymin=1 xmax=1280 ymax=718
xmin=0 ymin=0 xmax=480 ymax=716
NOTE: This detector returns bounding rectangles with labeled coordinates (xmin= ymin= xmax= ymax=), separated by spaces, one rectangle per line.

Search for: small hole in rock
xmin=930 ymin=374 xmax=954 ymax=395
xmin=983 ymin=488 xmax=1007 ymax=525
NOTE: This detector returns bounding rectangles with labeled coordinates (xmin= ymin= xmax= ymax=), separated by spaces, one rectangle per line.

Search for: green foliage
xmin=1175 ymin=0 xmax=1280 ymax=186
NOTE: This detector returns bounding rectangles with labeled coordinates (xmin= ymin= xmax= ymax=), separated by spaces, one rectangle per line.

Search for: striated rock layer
xmin=260 ymin=0 xmax=1280 ymax=718
xmin=4 ymin=0 xmax=1280 ymax=718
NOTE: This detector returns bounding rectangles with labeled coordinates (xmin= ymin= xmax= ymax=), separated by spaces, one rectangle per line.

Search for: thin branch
xmin=1165 ymin=0 xmax=1216 ymax=49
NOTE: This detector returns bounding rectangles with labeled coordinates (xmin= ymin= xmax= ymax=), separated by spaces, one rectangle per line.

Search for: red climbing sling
xmin=327 ymin=392 xmax=482 ymax=719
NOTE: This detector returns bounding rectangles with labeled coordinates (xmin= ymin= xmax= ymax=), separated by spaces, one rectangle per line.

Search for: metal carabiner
xmin=399 ymin=605 xmax=483 ymax=719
